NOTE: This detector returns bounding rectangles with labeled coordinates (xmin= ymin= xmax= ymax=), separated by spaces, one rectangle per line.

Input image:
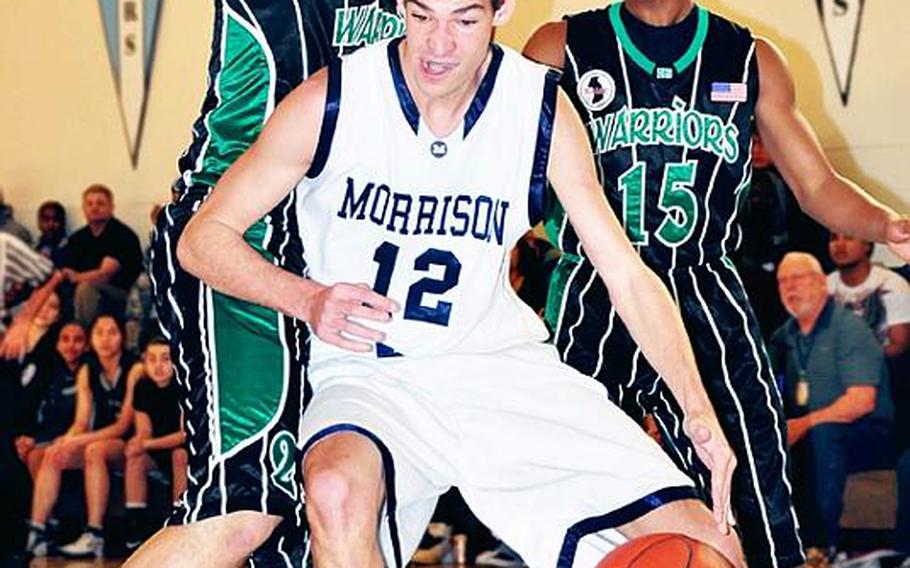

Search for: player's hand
xmin=0 ymin=318 xmax=30 ymax=360
xmin=304 ymin=282 xmax=399 ymax=352
xmin=14 ymin=436 xmax=35 ymax=461
xmin=684 ymin=410 xmax=737 ymax=534
xmin=886 ymin=215 xmax=910 ymax=262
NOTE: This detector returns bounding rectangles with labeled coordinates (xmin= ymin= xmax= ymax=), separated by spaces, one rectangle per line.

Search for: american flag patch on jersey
xmin=710 ymin=82 xmax=748 ymax=103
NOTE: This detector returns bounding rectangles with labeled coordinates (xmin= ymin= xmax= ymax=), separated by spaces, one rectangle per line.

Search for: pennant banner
xmin=816 ymin=0 xmax=865 ymax=105
xmin=99 ymin=0 xmax=162 ymax=167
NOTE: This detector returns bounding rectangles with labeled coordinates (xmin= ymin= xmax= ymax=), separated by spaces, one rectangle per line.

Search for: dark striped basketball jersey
xmin=548 ymin=3 xmax=757 ymax=273
xmin=175 ymin=0 xmax=403 ymax=193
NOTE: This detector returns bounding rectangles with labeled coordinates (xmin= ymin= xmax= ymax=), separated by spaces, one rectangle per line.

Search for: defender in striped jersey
xmin=140 ymin=1 xmax=401 ymax=566
xmin=525 ymin=1 xmax=910 ymax=566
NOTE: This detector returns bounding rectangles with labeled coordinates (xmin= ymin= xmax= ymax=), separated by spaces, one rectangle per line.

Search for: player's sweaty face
xmin=400 ymin=0 xmax=496 ymax=100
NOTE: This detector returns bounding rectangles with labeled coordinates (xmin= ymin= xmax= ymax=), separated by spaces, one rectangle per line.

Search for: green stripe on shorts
xmin=212 ymin=219 xmax=286 ymax=455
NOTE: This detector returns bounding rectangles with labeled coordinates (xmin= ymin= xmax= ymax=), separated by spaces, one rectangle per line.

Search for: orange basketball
xmin=597 ymin=533 xmax=733 ymax=567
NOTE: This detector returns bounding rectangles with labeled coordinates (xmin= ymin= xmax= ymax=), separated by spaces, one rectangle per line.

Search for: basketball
xmin=596 ymin=533 xmax=733 ymax=567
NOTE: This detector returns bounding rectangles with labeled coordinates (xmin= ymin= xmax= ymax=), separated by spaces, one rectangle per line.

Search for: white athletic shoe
xmin=58 ymin=530 xmax=104 ymax=558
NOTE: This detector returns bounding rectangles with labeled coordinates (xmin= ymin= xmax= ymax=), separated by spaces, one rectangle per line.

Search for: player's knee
xmin=305 ymin=463 xmax=375 ymax=533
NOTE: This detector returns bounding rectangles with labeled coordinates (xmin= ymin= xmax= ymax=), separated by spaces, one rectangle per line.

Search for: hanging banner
xmin=99 ymin=0 xmax=163 ymax=167
xmin=816 ymin=0 xmax=865 ymax=105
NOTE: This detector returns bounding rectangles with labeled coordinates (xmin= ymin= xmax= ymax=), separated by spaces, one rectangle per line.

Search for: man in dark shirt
xmin=62 ymin=185 xmax=142 ymax=326
xmin=769 ymin=252 xmax=894 ymax=559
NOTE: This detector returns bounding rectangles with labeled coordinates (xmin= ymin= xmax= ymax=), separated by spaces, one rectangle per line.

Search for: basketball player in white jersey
xmin=178 ymin=0 xmax=744 ymax=566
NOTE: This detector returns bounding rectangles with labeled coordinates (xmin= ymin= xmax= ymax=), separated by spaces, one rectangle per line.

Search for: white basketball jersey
xmin=296 ymin=38 xmax=559 ymax=364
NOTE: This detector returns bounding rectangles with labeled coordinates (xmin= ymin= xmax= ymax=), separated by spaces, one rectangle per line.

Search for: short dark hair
xmin=82 ymin=184 xmax=113 ymax=202
xmin=39 ymin=200 xmax=66 ymax=222
xmin=144 ymin=336 xmax=170 ymax=351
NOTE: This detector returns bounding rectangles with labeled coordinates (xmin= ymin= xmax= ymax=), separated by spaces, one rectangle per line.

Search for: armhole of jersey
xmin=528 ymin=69 xmax=561 ymax=227
xmin=306 ymin=59 xmax=343 ymax=179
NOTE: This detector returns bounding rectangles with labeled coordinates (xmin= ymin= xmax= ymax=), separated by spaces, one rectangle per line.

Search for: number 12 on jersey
xmin=618 ymin=160 xmax=699 ymax=246
xmin=372 ymin=241 xmax=462 ymax=327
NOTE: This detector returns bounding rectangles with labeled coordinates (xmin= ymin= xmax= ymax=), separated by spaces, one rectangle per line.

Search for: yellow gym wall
xmin=1 ymin=1 xmax=907 ymax=244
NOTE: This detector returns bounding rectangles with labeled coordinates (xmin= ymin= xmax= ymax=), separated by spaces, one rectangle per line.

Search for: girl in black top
xmin=15 ymin=321 xmax=87 ymax=478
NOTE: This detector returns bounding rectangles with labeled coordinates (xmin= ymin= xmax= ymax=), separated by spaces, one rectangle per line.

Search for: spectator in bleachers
xmin=36 ymin=200 xmax=68 ymax=267
xmin=123 ymin=337 xmax=185 ymax=550
xmin=0 ymin=188 xmax=33 ymax=245
xmin=61 ymin=185 xmax=142 ymax=328
xmin=16 ymin=322 xmax=87 ymax=478
xmin=828 ymin=233 xmax=910 ymax=358
xmin=769 ymin=252 xmax=895 ymax=560
xmin=733 ymin=132 xmax=831 ymax=340
xmin=26 ymin=314 xmax=141 ymax=559
xmin=0 ymin=292 xmax=63 ymax=397
xmin=827 ymin=234 xmax=910 ymax=555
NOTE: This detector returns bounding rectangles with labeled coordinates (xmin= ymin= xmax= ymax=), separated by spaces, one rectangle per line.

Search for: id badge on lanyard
xmin=796 ymin=373 xmax=810 ymax=407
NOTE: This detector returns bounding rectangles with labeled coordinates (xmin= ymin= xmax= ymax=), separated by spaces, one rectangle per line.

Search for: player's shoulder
xmin=704 ymin=8 xmax=754 ymax=43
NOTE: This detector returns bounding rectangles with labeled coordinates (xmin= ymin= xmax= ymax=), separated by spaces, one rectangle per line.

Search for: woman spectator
xmin=25 ymin=314 xmax=141 ymax=558
xmin=123 ymin=337 xmax=186 ymax=549
xmin=15 ymin=322 xmax=87 ymax=478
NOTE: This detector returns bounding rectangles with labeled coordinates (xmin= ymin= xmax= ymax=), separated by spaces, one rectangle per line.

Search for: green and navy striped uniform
xmin=547 ymin=4 xmax=803 ymax=567
xmin=150 ymin=2 xmax=401 ymax=564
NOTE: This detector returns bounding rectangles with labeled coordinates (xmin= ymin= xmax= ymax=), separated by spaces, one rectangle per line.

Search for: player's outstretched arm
xmin=177 ymin=70 xmax=398 ymax=352
xmin=754 ymin=38 xmax=910 ymax=260
xmin=547 ymin=90 xmax=736 ymax=533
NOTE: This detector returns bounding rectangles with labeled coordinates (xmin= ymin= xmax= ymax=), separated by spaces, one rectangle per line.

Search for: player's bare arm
xmin=522 ymin=20 xmax=567 ymax=70
xmin=754 ymin=38 xmax=910 ymax=260
xmin=547 ymin=90 xmax=736 ymax=533
xmin=178 ymin=69 xmax=399 ymax=352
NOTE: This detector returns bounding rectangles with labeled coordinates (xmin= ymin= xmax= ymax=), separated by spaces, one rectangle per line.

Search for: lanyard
xmin=795 ymin=332 xmax=815 ymax=377
xmin=793 ymin=333 xmax=813 ymax=407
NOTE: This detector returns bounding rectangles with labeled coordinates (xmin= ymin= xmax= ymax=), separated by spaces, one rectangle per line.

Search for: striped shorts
xmin=547 ymin=255 xmax=805 ymax=568
xmin=150 ymin=187 xmax=310 ymax=566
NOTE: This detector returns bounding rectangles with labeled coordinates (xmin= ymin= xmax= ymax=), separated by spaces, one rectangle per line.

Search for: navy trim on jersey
xmin=463 ymin=44 xmax=504 ymax=137
xmin=301 ymin=423 xmax=403 ymax=568
xmin=528 ymin=70 xmax=560 ymax=226
xmin=555 ymin=485 xmax=698 ymax=567
xmin=307 ymin=59 xmax=342 ymax=179
xmin=387 ymin=38 xmax=421 ymax=134
xmin=387 ymin=38 xmax=506 ymax=139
